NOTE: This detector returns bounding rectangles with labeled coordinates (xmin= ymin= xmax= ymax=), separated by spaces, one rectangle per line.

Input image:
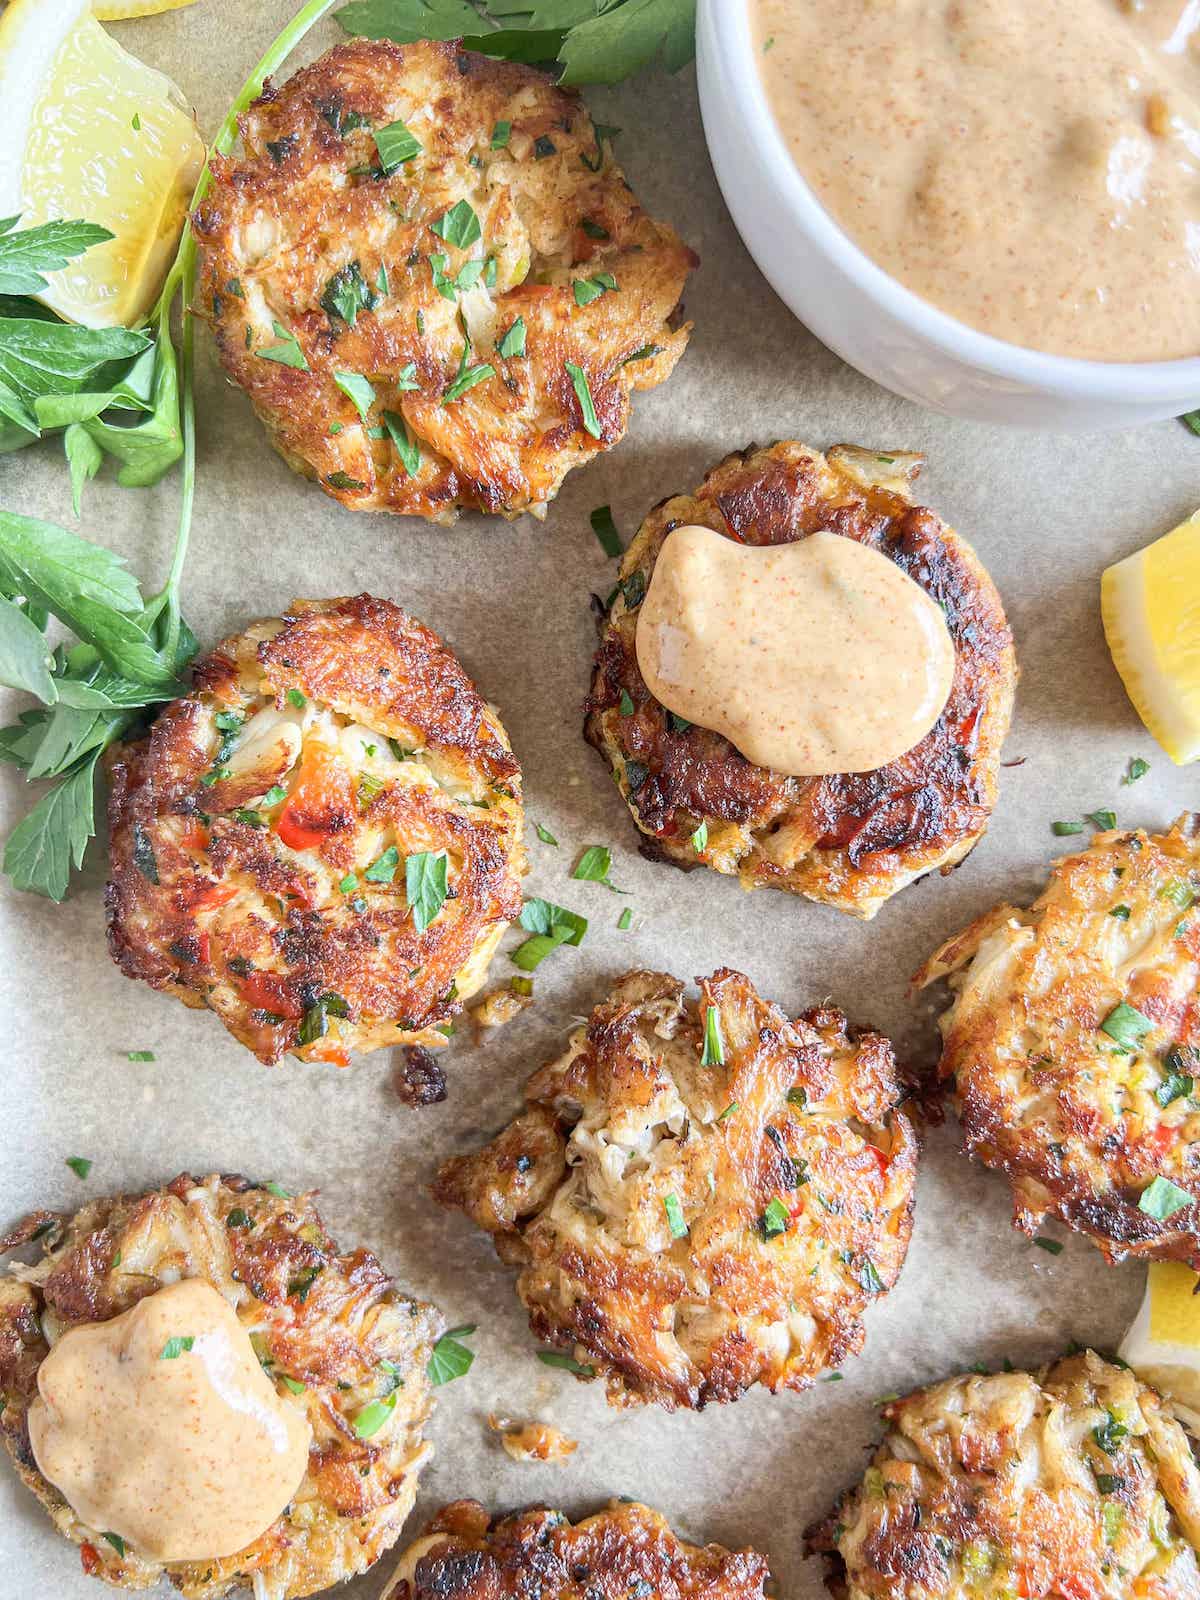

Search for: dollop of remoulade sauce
xmin=635 ymin=525 xmax=955 ymax=777
xmin=752 ymin=0 xmax=1200 ymax=361
xmin=28 ymin=1278 xmax=311 ymax=1562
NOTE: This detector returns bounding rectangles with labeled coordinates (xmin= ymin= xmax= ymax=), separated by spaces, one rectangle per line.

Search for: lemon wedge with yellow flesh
xmin=93 ymin=0 xmax=199 ymax=18
xmin=0 ymin=0 xmax=205 ymax=327
xmin=1120 ymin=1261 xmax=1200 ymax=1429
xmin=1102 ymin=509 xmax=1200 ymax=765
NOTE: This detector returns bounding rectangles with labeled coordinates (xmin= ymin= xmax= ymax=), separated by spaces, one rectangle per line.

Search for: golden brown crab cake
xmin=807 ymin=1350 xmax=1200 ymax=1600
xmin=383 ymin=1500 xmax=770 ymax=1600
xmin=0 ymin=1173 xmax=441 ymax=1599
xmin=434 ymin=967 xmax=917 ymax=1410
xmin=584 ymin=441 xmax=1016 ymax=919
xmin=192 ymin=38 xmax=695 ymax=524
xmin=105 ymin=595 xmax=524 ymax=1068
xmin=915 ymin=815 xmax=1200 ymax=1264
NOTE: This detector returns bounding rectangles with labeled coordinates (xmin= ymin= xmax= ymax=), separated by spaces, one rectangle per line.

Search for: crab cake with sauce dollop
xmin=192 ymin=39 xmax=695 ymax=523
xmin=916 ymin=814 xmax=1200 ymax=1263
xmin=384 ymin=1500 xmax=770 ymax=1600
xmin=584 ymin=441 xmax=1016 ymax=919
xmin=106 ymin=595 xmax=524 ymax=1067
xmin=0 ymin=1173 xmax=440 ymax=1598
xmin=807 ymin=1349 xmax=1200 ymax=1600
xmin=434 ymin=967 xmax=917 ymax=1410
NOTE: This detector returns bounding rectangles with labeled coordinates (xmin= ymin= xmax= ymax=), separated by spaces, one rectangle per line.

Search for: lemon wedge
xmin=0 ymin=0 xmax=206 ymax=327
xmin=1120 ymin=1261 xmax=1200 ymax=1429
xmin=1102 ymin=510 xmax=1200 ymax=765
xmin=93 ymin=0 xmax=199 ymax=18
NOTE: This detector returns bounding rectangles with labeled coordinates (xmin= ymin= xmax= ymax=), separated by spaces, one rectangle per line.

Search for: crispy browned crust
xmin=386 ymin=1501 xmax=770 ymax=1600
xmin=584 ymin=442 xmax=1016 ymax=919
xmin=807 ymin=1350 xmax=1200 ymax=1600
xmin=915 ymin=816 xmax=1200 ymax=1263
xmin=105 ymin=595 xmax=524 ymax=1067
xmin=193 ymin=38 xmax=695 ymax=523
xmin=0 ymin=1174 xmax=440 ymax=1599
xmin=434 ymin=968 xmax=917 ymax=1410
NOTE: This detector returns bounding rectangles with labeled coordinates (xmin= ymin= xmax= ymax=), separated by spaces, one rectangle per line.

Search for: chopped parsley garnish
xmin=1051 ymin=819 xmax=1084 ymax=836
xmin=581 ymin=217 xmax=609 ymax=239
xmin=491 ymin=119 xmax=511 ymax=148
xmin=159 ymin=1335 xmax=195 ymax=1360
xmin=623 ymin=343 xmax=663 ymax=365
xmin=621 ymin=569 xmax=646 ymax=609
xmin=287 ymin=688 xmax=306 ymax=709
xmin=617 ymin=907 xmax=633 ymax=930
xmin=1156 ymin=1070 xmax=1193 ymax=1106
xmin=534 ymin=134 xmax=557 ymax=158
xmin=1139 ymin=1175 xmax=1193 ymax=1220
xmin=520 ymin=898 xmax=587 ymax=944
xmin=429 ymin=1325 xmax=477 ymax=1385
xmin=590 ymin=503 xmax=622 ymax=556
xmin=101 ymin=1532 xmax=126 ymax=1557
xmin=566 ymin=360 xmax=601 ymax=437
xmin=365 ymin=845 xmax=400 ymax=883
xmin=716 ymin=1101 xmax=738 ymax=1122
xmin=287 ymin=1265 xmax=321 ymax=1303
xmin=263 ymin=784 xmax=288 ymax=807
xmin=537 ymin=1349 xmax=595 ymax=1377
xmin=758 ymin=1197 xmax=790 ymax=1238
xmin=1033 ymin=1236 xmax=1063 ymax=1255
xmin=858 ymin=1258 xmax=885 ymax=1295
xmin=374 ymin=118 xmax=422 ymax=171
xmin=339 ymin=872 xmax=358 ymax=894
xmin=1109 ymin=904 xmax=1131 ymax=919
xmin=352 ymin=1390 xmax=397 ymax=1436
xmin=320 ymin=260 xmax=377 ymax=327
xmin=1100 ymin=1001 xmax=1154 ymax=1050
xmin=327 ymin=471 xmax=367 ymax=491
xmin=280 ymin=1375 xmax=306 ymax=1395
xmin=333 ymin=369 xmax=376 ymax=423
xmin=1092 ymin=1409 xmax=1129 ymax=1453
xmin=497 ymin=316 xmax=527 ymax=358
xmin=535 ymin=821 xmax=558 ymax=846
xmin=442 ymin=355 xmax=495 ymax=404
xmin=431 ymin=199 xmax=482 ymax=250
xmin=233 ymin=808 xmax=265 ymax=828
xmin=265 ymin=1181 xmax=292 ymax=1199
xmin=1087 ymin=809 xmax=1117 ymax=830
xmin=65 ymin=1156 xmax=91 ymax=1180
xmin=691 ymin=820 xmax=708 ymax=853
xmin=132 ymin=821 xmax=159 ymax=884
xmin=376 ymin=264 xmax=389 ymax=295
xmin=406 ymin=851 xmax=449 ymax=930
xmin=1123 ymin=757 xmax=1150 ymax=784
xmin=573 ymin=272 xmax=618 ymax=306
xmin=258 ymin=320 xmax=309 ymax=369
xmin=573 ymin=844 xmax=620 ymax=888
xmin=126 ymin=1050 xmax=155 ymax=1062
xmin=619 ymin=689 xmax=635 ymax=715
xmin=663 ymin=1193 xmax=688 ymax=1239
xmin=383 ymin=409 xmax=421 ymax=478
xmin=298 ymin=992 xmax=349 ymax=1045
xmin=225 ymin=1208 xmax=252 ymax=1229
xmin=700 ymin=1004 xmax=724 ymax=1066
xmin=388 ymin=738 xmax=415 ymax=761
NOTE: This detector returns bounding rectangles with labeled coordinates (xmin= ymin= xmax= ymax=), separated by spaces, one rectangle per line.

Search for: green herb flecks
xmin=758 ymin=1197 xmax=789 ymax=1238
xmin=491 ymin=119 xmax=511 ymax=148
xmin=573 ymin=272 xmax=617 ymax=306
xmin=663 ymin=1193 xmax=687 ymax=1239
xmin=431 ymin=200 xmax=482 ymax=250
xmin=65 ymin=1155 xmax=92 ymax=1180
xmin=159 ymin=1335 xmax=195 ymax=1360
xmin=126 ymin=1049 xmax=155 ymax=1062
xmin=406 ymin=850 xmax=449 ymax=930
xmin=442 ymin=352 xmax=495 ymax=404
xmin=565 ymin=360 xmax=601 ymax=437
xmin=537 ymin=1348 xmax=595 ymax=1377
xmin=429 ymin=1324 xmax=477 ymax=1385
xmin=1052 ymin=819 xmax=1084 ymax=836
xmin=375 ymin=118 xmax=422 ymax=171
xmin=383 ymin=409 xmax=421 ymax=477
xmin=691 ymin=820 xmax=708 ymax=853
xmin=497 ymin=316 xmax=527 ymax=358
xmin=534 ymin=821 xmax=558 ymax=846
xmin=258 ymin=320 xmax=309 ymax=369
xmin=1100 ymin=1001 xmax=1155 ymax=1051
xmin=590 ymin=503 xmax=622 ymax=556
xmin=333 ymin=369 xmax=376 ymax=423
xmin=365 ymin=845 xmax=400 ymax=883
xmin=320 ymin=260 xmax=377 ymax=326
xmin=1123 ymin=757 xmax=1150 ymax=784
xmin=1139 ymin=1175 xmax=1193 ymax=1221
xmin=617 ymin=906 xmax=632 ymax=930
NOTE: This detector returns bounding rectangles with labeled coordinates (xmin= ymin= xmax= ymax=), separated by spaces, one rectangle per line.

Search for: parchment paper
xmin=2 ymin=5 xmax=1198 ymax=1594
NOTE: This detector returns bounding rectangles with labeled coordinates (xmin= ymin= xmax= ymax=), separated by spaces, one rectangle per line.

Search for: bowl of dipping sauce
xmin=697 ymin=0 xmax=1200 ymax=430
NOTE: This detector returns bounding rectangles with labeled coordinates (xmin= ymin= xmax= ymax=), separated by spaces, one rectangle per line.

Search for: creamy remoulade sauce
xmin=27 ymin=1279 xmax=311 ymax=1563
xmin=634 ymin=525 xmax=955 ymax=777
xmin=752 ymin=0 xmax=1200 ymax=361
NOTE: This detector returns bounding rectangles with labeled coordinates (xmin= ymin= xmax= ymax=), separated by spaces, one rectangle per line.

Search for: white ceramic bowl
xmin=696 ymin=0 xmax=1200 ymax=430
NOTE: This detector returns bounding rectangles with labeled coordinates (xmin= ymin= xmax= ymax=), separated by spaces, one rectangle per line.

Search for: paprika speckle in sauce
xmin=752 ymin=0 xmax=1200 ymax=360
xmin=634 ymin=525 xmax=955 ymax=777
xmin=27 ymin=1278 xmax=311 ymax=1563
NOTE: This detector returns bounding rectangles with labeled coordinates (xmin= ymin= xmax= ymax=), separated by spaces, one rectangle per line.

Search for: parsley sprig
xmin=335 ymin=0 xmax=696 ymax=84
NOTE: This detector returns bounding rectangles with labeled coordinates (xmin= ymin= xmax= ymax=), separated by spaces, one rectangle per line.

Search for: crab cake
xmin=384 ymin=1500 xmax=770 ymax=1600
xmin=584 ymin=442 xmax=1016 ymax=919
xmin=0 ymin=1173 xmax=440 ymax=1598
xmin=808 ymin=1350 xmax=1200 ymax=1600
xmin=192 ymin=38 xmax=695 ymax=523
xmin=434 ymin=967 xmax=918 ymax=1410
xmin=916 ymin=815 xmax=1200 ymax=1263
xmin=106 ymin=595 xmax=524 ymax=1067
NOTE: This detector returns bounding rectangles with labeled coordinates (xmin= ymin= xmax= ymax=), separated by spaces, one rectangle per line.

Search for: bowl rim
xmin=702 ymin=0 xmax=1200 ymax=401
